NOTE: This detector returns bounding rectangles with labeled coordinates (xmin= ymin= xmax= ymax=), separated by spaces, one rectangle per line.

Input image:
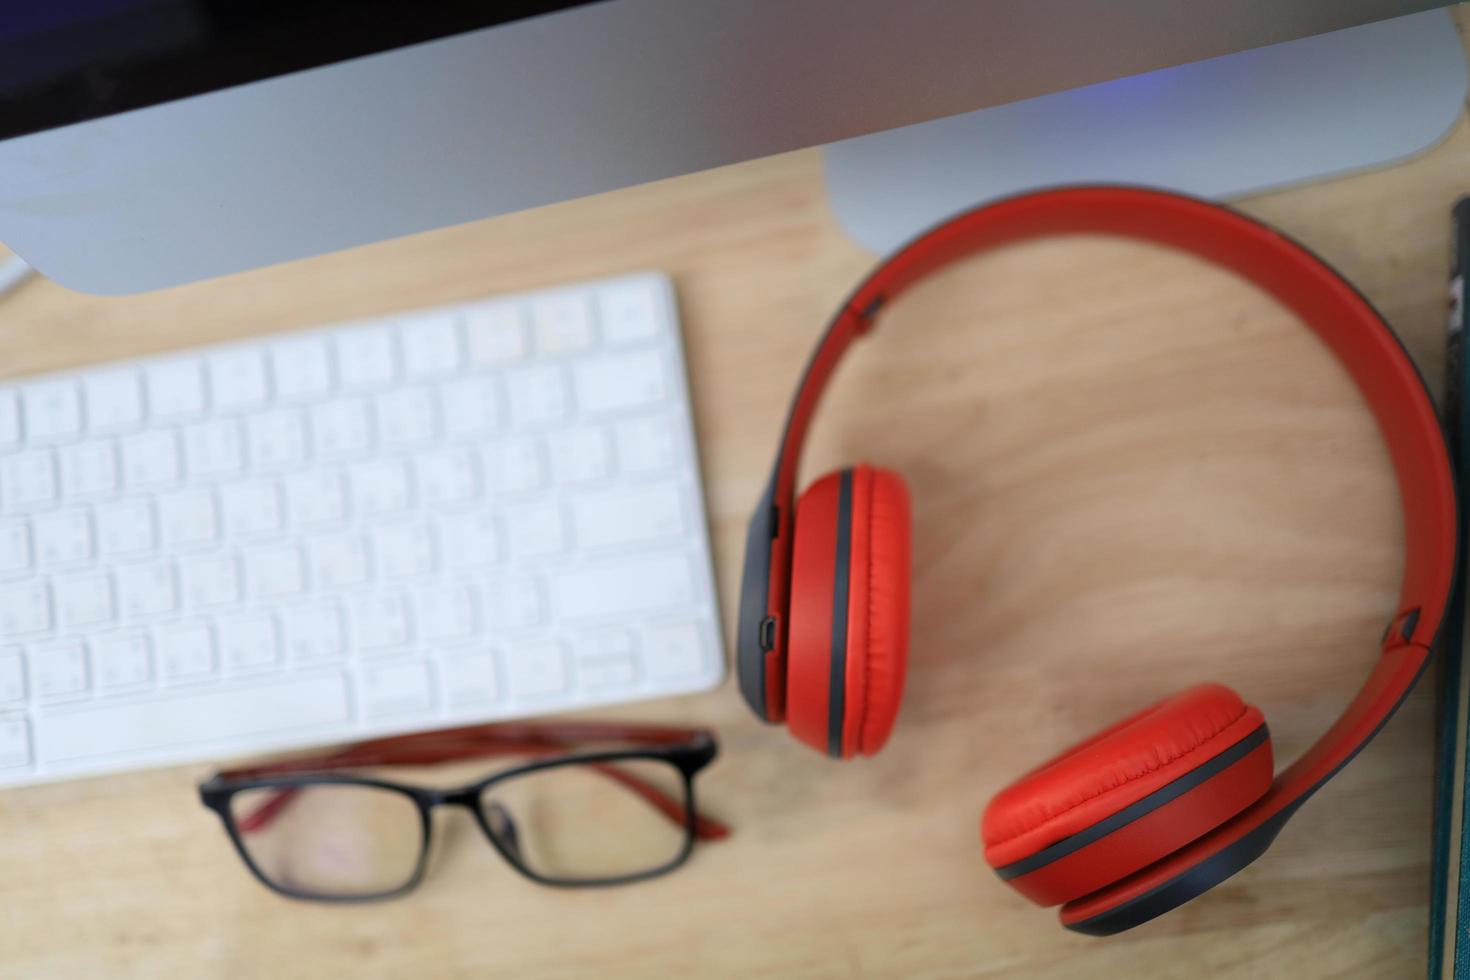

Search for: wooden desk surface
xmin=3 ymin=14 xmax=1469 ymax=978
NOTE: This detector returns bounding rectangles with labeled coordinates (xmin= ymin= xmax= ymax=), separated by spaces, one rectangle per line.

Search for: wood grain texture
xmin=3 ymin=11 xmax=1470 ymax=977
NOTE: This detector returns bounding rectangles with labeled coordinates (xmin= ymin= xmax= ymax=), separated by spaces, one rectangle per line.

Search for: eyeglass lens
xmin=229 ymin=783 xmax=424 ymax=899
xmin=479 ymin=757 xmax=691 ymax=881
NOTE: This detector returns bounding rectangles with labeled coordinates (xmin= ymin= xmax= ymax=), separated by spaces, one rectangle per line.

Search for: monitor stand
xmin=824 ymin=10 xmax=1467 ymax=254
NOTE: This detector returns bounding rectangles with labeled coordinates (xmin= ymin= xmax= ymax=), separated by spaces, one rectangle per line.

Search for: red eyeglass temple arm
xmin=219 ymin=721 xmax=713 ymax=778
xmin=223 ymin=722 xmax=730 ymax=841
xmin=581 ymin=759 xmax=730 ymax=840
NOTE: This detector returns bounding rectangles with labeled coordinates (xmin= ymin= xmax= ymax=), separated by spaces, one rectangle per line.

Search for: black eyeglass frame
xmin=199 ymin=732 xmax=718 ymax=903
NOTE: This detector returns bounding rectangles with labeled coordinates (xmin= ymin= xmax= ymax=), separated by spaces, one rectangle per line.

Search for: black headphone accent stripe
xmin=995 ymin=724 xmax=1270 ymax=881
xmin=827 ymin=469 xmax=854 ymax=757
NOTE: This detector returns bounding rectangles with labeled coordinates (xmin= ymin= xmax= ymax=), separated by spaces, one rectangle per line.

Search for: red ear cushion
xmin=982 ymin=684 xmax=1268 ymax=875
xmin=842 ymin=465 xmax=912 ymax=757
xmin=784 ymin=466 xmax=913 ymax=759
xmin=784 ymin=470 xmax=848 ymax=756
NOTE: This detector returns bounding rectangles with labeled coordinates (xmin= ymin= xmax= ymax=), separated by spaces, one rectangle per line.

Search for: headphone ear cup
xmin=845 ymin=465 xmax=912 ymax=756
xmin=786 ymin=465 xmax=912 ymax=758
xmin=981 ymin=684 xmax=1272 ymax=907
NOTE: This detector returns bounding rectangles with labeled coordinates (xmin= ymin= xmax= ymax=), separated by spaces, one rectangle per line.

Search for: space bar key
xmin=40 ymin=674 xmax=351 ymax=765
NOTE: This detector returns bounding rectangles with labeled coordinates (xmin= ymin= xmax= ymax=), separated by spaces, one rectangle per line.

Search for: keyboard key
xmin=1 ymin=449 xmax=57 ymax=509
xmin=159 ymin=490 xmax=219 ymax=548
xmin=361 ymin=661 xmax=434 ymax=716
xmin=0 ymin=522 xmax=27 ymax=574
xmin=550 ymin=427 xmax=612 ymax=484
xmin=284 ymin=604 xmax=344 ymax=662
xmin=145 ymin=359 xmax=206 ymax=419
xmin=572 ymin=483 xmax=684 ymax=549
xmin=22 ymin=380 xmax=81 ymax=439
xmin=181 ymin=554 xmax=240 ymax=608
xmin=439 ymin=513 xmax=500 ymax=568
xmin=487 ymin=578 xmax=541 ymax=630
xmin=616 ymin=416 xmax=678 ymax=473
xmin=353 ymin=595 xmax=412 ymax=652
xmin=578 ymin=658 xmax=637 ymax=691
xmin=575 ymin=350 xmax=668 ymax=416
xmin=117 ymin=561 xmax=176 ymax=617
xmin=441 ymin=653 xmax=498 ymax=707
xmin=0 ymin=582 xmax=51 ymax=635
xmin=120 ymin=430 xmax=180 ymax=488
xmin=574 ymin=629 xmax=635 ymax=661
xmin=285 ymin=470 xmax=346 ymax=526
xmin=0 ymin=718 xmax=30 ymax=769
xmin=506 ymin=641 xmax=566 ymax=698
xmin=270 ymin=336 xmax=333 ymax=400
xmin=222 ymin=480 xmax=283 ymax=537
xmin=401 ymin=314 xmax=462 ymax=377
xmin=96 ymin=499 xmax=156 ymax=556
xmin=375 ymin=388 xmax=437 ymax=447
xmin=156 ymin=621 xmax=215 ymax=681
xmin=374 ymin=524 xmax=435 ymax=580
xmin=415 ymin=449 xmax=479 ymax=507
xmin=221 ymin=614 xmax=280 ymax=671
xmin=310 ymin=399 xmax=372 ymax=457
xmin=182 ymin=419 xmax=244 ymax=475
xmin=33 ymin=509 xmax=94 ymax=566
xmin=643 ymin=622 xmax=707 ymax=679
xmin=0 ymin=648 xmax=24 ymax=702
xmin=39 ymin=675 xmax=350 ymax=764
xmin=574 ymin=630 xmax=637 ymax=690
xmin=440 ymin=378 xmax=501 ymax=438
xmin=0 ymin=392 xmax=19 ymax=445
xmin=55 ymin=571 xmax=114 ymax=628
xmin=465 ymin=303 xmax=527 ymax=365
xmin=309 ymin=535 xmax=369 ymax=589
xmin=246 ymin=409 xmax=307 ymax=468
xmin=531 ymin=294 xmax=594 ymax=354
xmin=59 ymin=441 xmax=119 ymax=496
xmin=32 ymin=639 xmax=88 ymax=700
xmin=335 ymin=326 xmax=398 ymax=389
xmin=245 ymin=544 xmax=305 ymax=598
xmin=598 ymin=278 xmax=664 ymax=345
xmin=349 ymin=460 xmax=411 ymax=516
xmin=506 ymin=502 xmax=565 ymax=557
xmin=92 ymin=632 xmax=152 ymax=690
xmin=83 ymin=370 xmax=143 ymax=431
xmin=552 ymin=553 xmax=692 ymax=621
xmin=207 ymin=349 xmax=269 ymax=410
xmin=417 ymin=586 xmax=476 ymax=640
xmin=486 ymin=437 xmax=544 ymax=494
xmin=506 ymin=366 xmax=569 ymax=426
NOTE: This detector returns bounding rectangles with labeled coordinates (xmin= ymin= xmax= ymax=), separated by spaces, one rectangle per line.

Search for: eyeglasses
xmin=198 ymin=721 xmax=727 ymax=902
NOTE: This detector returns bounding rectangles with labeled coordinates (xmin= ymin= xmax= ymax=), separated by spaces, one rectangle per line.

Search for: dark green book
xmin=1431 ymin=196 xmax=1470 ymax=978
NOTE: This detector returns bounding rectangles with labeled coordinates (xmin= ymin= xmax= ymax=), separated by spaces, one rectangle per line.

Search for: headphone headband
xmin=736 ymin=186 xmax=1456 ymax=929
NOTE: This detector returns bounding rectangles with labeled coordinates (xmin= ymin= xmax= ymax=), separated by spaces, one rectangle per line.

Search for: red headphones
xmin=735 ymin=186 xmax=1457 ymax=935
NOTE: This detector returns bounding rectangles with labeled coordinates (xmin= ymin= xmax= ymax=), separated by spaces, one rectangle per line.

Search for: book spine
xmin=1431 ymin=197 xmax=1470 ymax=979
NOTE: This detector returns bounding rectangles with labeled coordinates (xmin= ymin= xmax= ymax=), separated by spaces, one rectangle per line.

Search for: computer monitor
xmin=0 ymin=1 xmax=1460 ymax=294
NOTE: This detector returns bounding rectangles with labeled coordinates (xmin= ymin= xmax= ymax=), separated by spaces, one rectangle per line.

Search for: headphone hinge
xmin=849 ymin=294 xmax=885 ymax=334
xmin=1380 ymin=607 xmax=1422 ymax=647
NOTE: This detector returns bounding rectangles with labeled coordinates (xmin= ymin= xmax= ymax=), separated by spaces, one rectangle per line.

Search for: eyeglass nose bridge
xmin=420 ymin=786 xmax=482 ymax=810
xmin=420 ymin=786 xmax=525 ymax=860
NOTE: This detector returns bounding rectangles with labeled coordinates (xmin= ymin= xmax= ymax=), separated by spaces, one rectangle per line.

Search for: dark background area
xmin=0 ymin=0 xmax=600 ymax=141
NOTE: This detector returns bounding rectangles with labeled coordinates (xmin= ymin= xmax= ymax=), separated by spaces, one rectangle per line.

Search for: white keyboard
xmin=0 ymin=273 xmax=723 ymax=787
